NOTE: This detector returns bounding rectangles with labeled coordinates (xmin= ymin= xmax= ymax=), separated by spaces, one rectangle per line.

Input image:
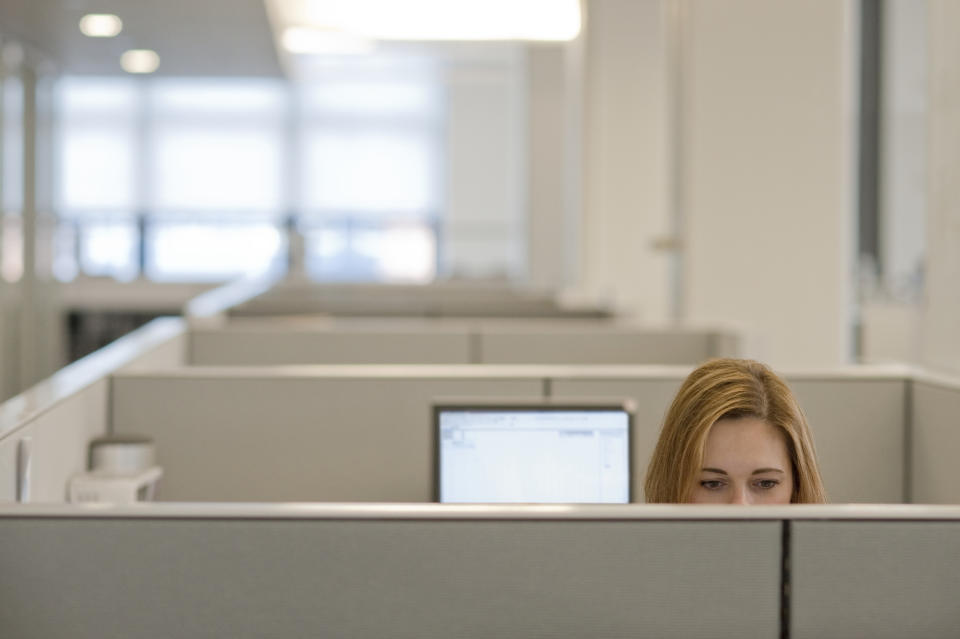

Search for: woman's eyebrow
xmin=700 ymin=467 xmax=786 ymax=475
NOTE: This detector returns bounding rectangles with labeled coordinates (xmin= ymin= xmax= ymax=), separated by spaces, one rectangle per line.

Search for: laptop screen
xmin=435 ymin=401 xmax=632 ymax=503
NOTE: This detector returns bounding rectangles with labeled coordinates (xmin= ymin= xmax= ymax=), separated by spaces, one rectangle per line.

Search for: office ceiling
xmin=0 ymin=0 xmax=282 ymax=76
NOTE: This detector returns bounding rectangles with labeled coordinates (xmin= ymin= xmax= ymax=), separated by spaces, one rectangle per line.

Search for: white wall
xmin=579 ymin=0 xmax=672 ymax=320
xmin=922 ymin=0 xmax=960 ymax=375
xmin=680 ymin=0 xmax=857 ymax=366
xmin=569 ymin=0 xmax=859 ymax=364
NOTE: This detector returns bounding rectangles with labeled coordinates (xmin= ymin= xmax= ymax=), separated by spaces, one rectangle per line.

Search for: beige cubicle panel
xmin=0 ymin=504 xmax=782 ymax=639
xmin=228 ymin=281 xmax=611 ymax=319
xmin=187 ymin=320 xmax=740 ymax=367
xmin=188 ymin=325 xmax=474 ymax=366
xmin=790 ymin=376 xmax=907 ymax=503
xmin=910 ymin=376 xmax=960 ymax=503
xmin=111 ymin=367 xmax=546 ymax=502
xmin=550 ymin=369 xmax=908 ymax=503
xmin=477 ymin=326 xmax=734 ymax=365
xmin=791 ymin=518 xmax=960 ymax=637
xmin=111 ymin=365 xmax=913 ymax=504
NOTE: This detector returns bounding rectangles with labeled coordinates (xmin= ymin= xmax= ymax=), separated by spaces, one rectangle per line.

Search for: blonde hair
xmin=644 ymin=358 xmax=826 ymax=503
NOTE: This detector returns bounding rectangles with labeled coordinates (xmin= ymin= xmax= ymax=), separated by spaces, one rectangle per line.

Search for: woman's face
xmin=689 ymin=416 xmax=794 ymax=504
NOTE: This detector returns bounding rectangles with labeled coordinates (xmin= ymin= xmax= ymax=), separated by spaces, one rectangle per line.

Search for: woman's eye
xmin=700 ymin=480 xmax=725 ymax=490
xmin=755 ymin=479 xmax=779 ymax=490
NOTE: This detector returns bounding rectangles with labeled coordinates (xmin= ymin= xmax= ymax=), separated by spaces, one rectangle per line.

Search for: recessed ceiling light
xmin=120 ymin=49 xmax=160 ymax=74
xmin=79 ymin=14 xmax=123 ymax=38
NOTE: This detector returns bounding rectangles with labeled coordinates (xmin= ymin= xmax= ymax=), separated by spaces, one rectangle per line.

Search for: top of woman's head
xmin=644 ymin=358 xmax=826 ymax=504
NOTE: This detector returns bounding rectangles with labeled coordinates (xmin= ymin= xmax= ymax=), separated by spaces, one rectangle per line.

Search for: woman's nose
xmin=729 ymin=486 xmax=751 ymax=505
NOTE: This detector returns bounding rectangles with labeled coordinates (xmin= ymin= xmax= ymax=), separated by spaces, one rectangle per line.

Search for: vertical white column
xmin=680 ymin=0 xmax=857 ymax=366
xmin=921 ymin=0 xmax=960 ymax=375
xmin=562 ymin=25 xmax=585 ymax=295
xmin=18 ymin=62 xmax=37 ymax=386
xmin=578 ymin=0 xmax=671 ymax=319
xmin=12 ymin=50 xmax=61 ymax=392
xmin=0 ymin=40 xmax=9 ymax=401
xmin=443 ymin=46 xmax=526 ymax=280
xmin=526 ymin=44 xmax=569 ymax=291
xmin=34 ymin=66 xmax=63 ymax=378
xmin=0 ymin=42 xmax=25 ymax=401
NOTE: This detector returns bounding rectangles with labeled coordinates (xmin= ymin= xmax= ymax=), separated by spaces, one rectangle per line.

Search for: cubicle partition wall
xmin=111 ymin=367 xmax=547 ymax=501
xmin=791 ymin=514 xmax=960 ymax=638
xmin=222 ymin=280 xmax=613 ymax=319
xmin=110 ymin=365 xmax=910 ymax=504
xmin=910 ymin=372 xmax=960 ymax=503
xmin=188 ymin=322 xmax=475 ymax=365
xmin=184 ymin=276 xmax=742 ymax=366
xmin=2 ymin=503 xmax=959 ymax=639
xmin=0 ymin=318 xmax=186 ymax=503
xmin=1 ymin=311 xmax=957 ymax=507
xmin=186 ymin=320 xmax=741 ymax=366
xmin=475 ymin=323 xmax=740 ymax=364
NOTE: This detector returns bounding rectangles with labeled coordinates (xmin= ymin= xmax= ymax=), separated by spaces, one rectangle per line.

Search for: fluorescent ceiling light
xmin=120 ymin=49 xmax=160 ymax=74
xmin=79 ymin=14 xmax=123 ymax=38
xmin=267 ymin=0 xmax=581 ymax=42
xmin=282 ymin=27 xmax=376 ymax=54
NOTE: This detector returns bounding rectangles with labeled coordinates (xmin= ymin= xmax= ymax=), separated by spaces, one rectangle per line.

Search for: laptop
xmin=434 ymin=398 xmax=634 ymax=503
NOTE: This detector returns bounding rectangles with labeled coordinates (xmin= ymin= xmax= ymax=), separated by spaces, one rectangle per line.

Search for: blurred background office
xmin=0 ymin=0 xmax=955 ymax=402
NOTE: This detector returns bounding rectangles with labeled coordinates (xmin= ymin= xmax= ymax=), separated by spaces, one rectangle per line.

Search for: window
xmin=55 ymin=69 xmax=444 ymax=283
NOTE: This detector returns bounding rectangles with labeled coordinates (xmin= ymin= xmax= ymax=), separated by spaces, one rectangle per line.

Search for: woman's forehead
xmin=701 ymin=416 xmax=791 ymax=471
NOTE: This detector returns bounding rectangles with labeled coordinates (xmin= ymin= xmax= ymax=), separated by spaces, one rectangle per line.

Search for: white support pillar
xmin=526 ymin=44 xmax=569 ymax=292
xmin=0 ymin=40 xmax=11 ymax=401
xmin=680 ymin=0 xmax=858 ymax=366
xmin=18 ymin=62 xmax=38 ymax=389
xmin=577 ymin=0 xmax=671 ymax=319
xmin=7 ymin=43 xmax=61 ymax=394
xmin=921 ymin=0 xmax=960 ymax=375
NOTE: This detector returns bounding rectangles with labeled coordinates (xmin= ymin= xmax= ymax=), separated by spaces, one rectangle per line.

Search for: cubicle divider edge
xmin=0 ymin=318 xmax=187 ymax=503
xmin=909 ymin=370 xmax=960 ymax=503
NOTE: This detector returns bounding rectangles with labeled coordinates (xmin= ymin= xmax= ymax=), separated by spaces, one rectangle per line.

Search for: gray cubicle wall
xmin=6 ymin=504 xmax=960 ymax=639
xmin=546 ymin=368 xmax=909 ymax=503
xmin=0 ymin=504 xmax=782 ymax=639
xmin=111 ymin=367 xmax=545 ymax=501
xmin=910 ymin=374 xmax=960 ymax=503
xmin=792 ymin=517 xmax=960 ymax=637
xmin=187 ymin=320 xmax=740 ymax=366
xmin=111 ymin=365 xmax=909 ymax=503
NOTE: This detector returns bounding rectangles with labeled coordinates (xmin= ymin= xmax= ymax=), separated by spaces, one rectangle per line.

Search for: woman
xmin=644 ymin=358 xmax=826 ymax=504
